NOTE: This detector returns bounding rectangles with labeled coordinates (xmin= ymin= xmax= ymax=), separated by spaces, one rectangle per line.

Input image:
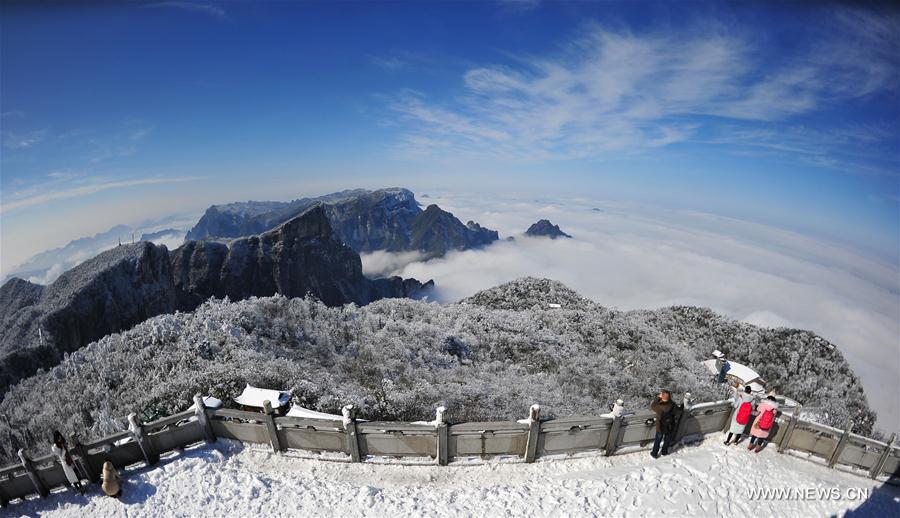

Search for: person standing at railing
xmin=650 ymin=390 xmax=675 ymax=458
xmin=714 ymin=350 xmax=731 ymax=384
xmin=748 ymin=393 xmax=780 ymax=453
xmin=51 ymin=430 xmax=84 ymax=493
xmin=724 ymin=383 xmax=755 ymax=446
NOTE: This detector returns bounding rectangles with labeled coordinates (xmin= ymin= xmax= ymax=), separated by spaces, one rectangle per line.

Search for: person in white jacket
xmin=51 ymin=430 xmax=83 ymax=493
xmin=724 ymin=383 xmax=755 ymax=445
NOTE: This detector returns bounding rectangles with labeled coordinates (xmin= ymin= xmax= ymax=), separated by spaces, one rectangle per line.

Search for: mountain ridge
xmin=186 ymin=188 xmax=499 ymax=259
xmin=0 ymin=205 xmax=432 ymax=394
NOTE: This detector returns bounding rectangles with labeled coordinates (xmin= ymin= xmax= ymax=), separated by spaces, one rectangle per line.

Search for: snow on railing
xmin=0 ymin=392 xmax=896 ymax=508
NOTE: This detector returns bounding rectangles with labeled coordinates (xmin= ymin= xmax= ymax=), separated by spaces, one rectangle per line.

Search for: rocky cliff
xmin=173 ymin=204 xmax=432 ymax=308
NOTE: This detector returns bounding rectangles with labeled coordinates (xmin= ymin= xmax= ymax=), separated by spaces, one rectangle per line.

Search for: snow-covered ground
xmin=8 ymin=439 xmax=898 ymax=517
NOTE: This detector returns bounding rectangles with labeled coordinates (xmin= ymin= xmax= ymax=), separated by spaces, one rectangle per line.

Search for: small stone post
xmin=71 ymin=433 xmax=98 ymax=484
xmin=777 ymin=406 xmax=802 ymax=454
xmin=828 ymin=419 xmax=854 ymax=468
xmin=605 ymin=399 xmax=625 ymax=456
xmin=524 ymin=404 xmax=541 ymax=463
xmin=673 ymin=392 xmax=692 ymax=444
xmin=128 ymin=413 xmax=159 ymax=466
xmin=342 ymin=405 xmax=362 ymax=462
xmin=870 ymin=433 xmax=897 ymax=479
xmin=435 ymin=406 xmax=449 ymax=466
xmin=194 ymin=394 xmax=217 ymax=443
xmin=261 ymin=400 xmax=283 ymax=453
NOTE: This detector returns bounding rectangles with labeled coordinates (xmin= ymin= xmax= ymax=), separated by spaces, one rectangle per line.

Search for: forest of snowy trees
xmin=0 ymin=277 xmax=876 ymax=463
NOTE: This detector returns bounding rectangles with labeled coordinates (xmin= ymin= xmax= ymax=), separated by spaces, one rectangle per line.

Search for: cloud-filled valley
xmin=362 ymin=191 xmax=899 ymax=432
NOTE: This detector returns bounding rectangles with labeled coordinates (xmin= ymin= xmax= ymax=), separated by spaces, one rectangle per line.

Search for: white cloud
xmin=1 ymin=129 xmax=47 ymax=150
xmin=143 ymin=2 xmax=226 ymax=19
xmin=0 ymin=176 xmax=205 ymax=214
xmin=370 ymin=55 xmax=409 ymax=72
xmin=26 ymin=263 xmax=64 ymax=286
xmin=387 ymin=13 xmax=899 ymax=166
xmin=380 ymin=191 xmax=899 ymax=432
xmin=361 ymin=250 xmax=426 ymax=278
xmin=144 ymin=230 xmax=188 ymax=251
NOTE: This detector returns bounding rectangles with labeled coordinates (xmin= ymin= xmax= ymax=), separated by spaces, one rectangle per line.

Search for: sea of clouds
xmin=361 ymin=191 xmax=900 ymax=432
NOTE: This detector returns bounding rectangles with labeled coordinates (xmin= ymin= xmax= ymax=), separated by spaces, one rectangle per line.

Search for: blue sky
xmin=1 ymin=1 xmax=898 ymax=272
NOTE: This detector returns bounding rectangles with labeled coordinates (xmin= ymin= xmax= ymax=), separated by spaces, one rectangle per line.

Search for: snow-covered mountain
xmin=0 ymin=242 xmax=177 ymax=393
xmin=0 ymin=277 xmax=875 ymax=465
xmin=0 ymin=206 xmax=432 ymax=397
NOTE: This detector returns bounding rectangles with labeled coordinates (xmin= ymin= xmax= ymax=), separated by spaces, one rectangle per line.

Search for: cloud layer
xmin=362 ymin=191 xmax=899 ymax=431
xmin=388 ymin=13 xmax=899 ymax=175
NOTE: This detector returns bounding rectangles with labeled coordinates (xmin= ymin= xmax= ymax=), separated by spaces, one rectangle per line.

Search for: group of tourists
xmin=723 ymin=382 xmax=781 ymax=452
xmin=50 ymin=430 xmax=122 ymax=498
xmin=648 ymin=372 xmax=781 ymax=458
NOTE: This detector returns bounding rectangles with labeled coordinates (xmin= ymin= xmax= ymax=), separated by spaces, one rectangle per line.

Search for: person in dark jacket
xmin=714 ymin=351 xmax=730 ymax=384
xmin=650 ymin=390 xmax=675 ymax=458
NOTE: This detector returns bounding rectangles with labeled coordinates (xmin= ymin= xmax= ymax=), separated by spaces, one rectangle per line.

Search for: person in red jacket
xmin=748 ymin=394 xmax=780 ymax=453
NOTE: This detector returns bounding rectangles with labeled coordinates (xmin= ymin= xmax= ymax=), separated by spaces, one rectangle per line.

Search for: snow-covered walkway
xmin=8 ymin=438 xmax=899 ymax=517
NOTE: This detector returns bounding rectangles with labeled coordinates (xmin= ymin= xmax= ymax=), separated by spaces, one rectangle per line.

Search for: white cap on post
xmin=341 ymin=404 xmax=354 ymax=426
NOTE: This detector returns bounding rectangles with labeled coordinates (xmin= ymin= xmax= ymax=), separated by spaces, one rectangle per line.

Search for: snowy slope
xmin=8 ymin=439 xmax=898 ymax=517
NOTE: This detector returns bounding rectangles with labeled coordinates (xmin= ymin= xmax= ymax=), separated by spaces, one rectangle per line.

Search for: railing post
xmin=605 ymin=412 xmax=624 ymax=457
xmin=720 ymin=396 xmax=733 ymax=433
xmin=674 ymin=392 xmax=692 ymax=444
xmin=18 ymin=448 xmax=48 ymax=498
xmin=827 ymin=419 xmax=853 ymax=468
xmin=435 ymin=406 xmax=449 ymax=466
xmin=777 ymin=406 xmax=802 ymax=454
xmin=342 ymin=405 xmax=362 ymax=463
xmin=261 ymin=400 xmax=283 ymax=453
xmin=194 ymin=394 xmax=217 ymax=444
xmin=128 ymin=413 xmax=159 ymax=466
xmin=0 ymin=481 xmax=8 ymax=507
xmin=524 ymin=404 xmax=541 ymax=463
xmin=870 ymin=433 xmax=897 ymax=479
xmin=71 ymin=433 xmax=98 ymax=484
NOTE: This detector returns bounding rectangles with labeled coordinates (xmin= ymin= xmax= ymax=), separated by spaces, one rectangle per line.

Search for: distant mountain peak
xmin=185 ymin=188 xmax=498 ymax=259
